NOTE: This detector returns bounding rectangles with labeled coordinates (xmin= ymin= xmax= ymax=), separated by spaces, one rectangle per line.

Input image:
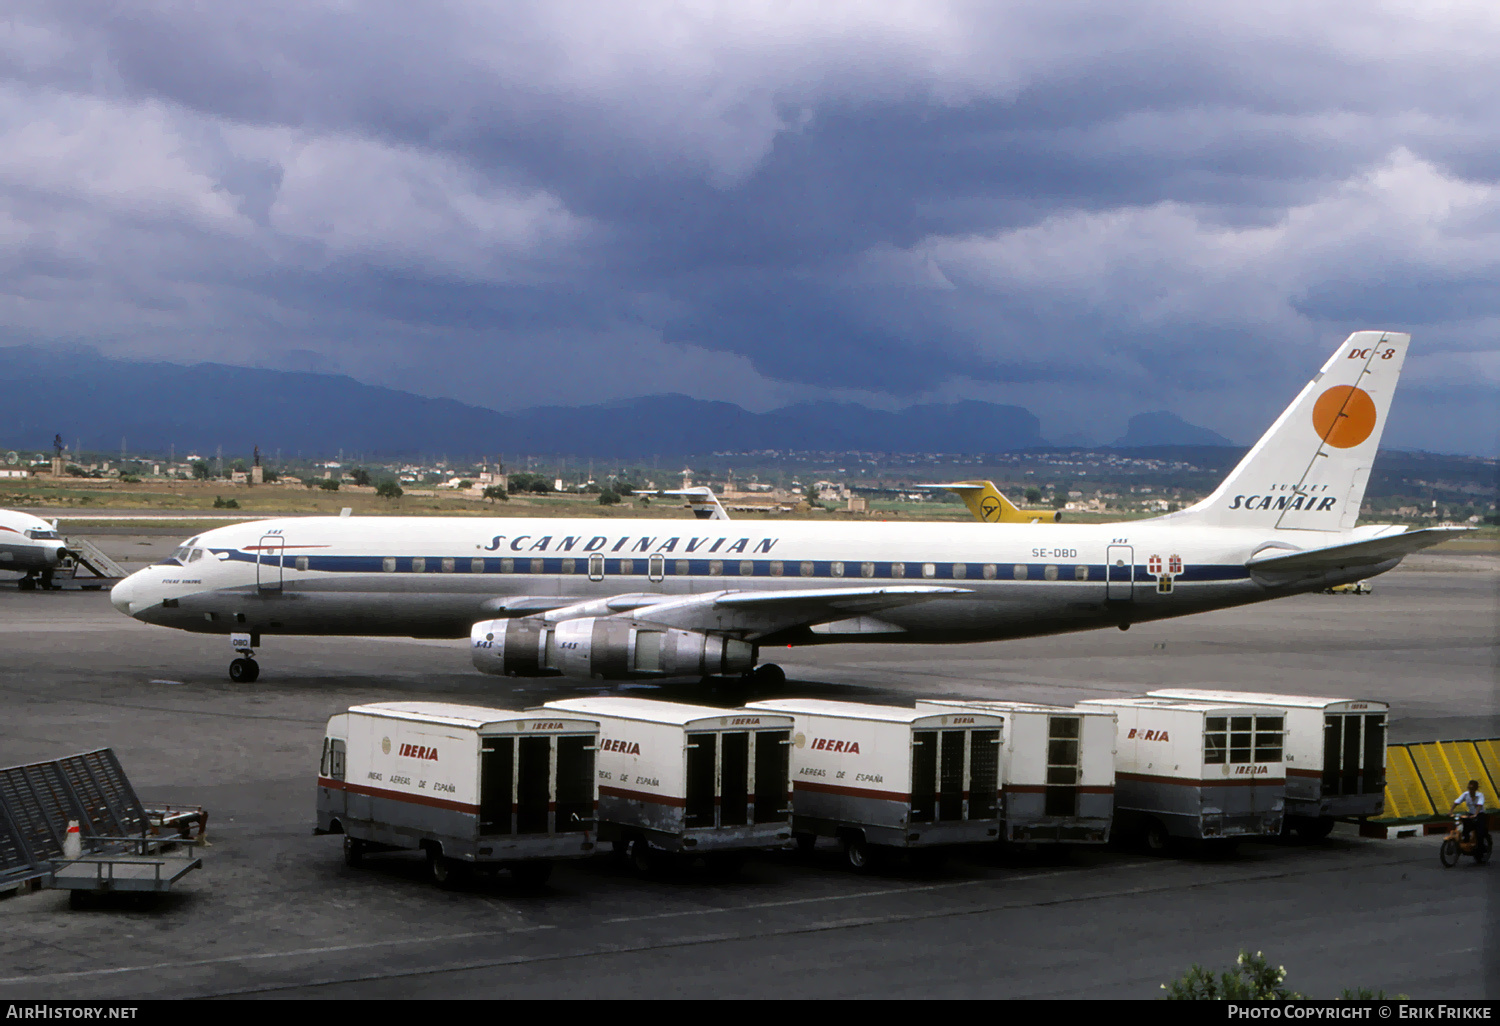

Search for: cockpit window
xmin=25 ymin=529 xmax=60 ymax=540
xmin=187 ymin=548 xmax=204 ymax=563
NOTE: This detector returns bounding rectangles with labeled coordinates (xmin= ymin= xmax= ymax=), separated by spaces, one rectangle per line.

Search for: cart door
xmin=753 ymin=730 xmax=791 ymax=824
xmin=554 ymin=734 xmax=595 ymax=832
xmin=911 ymin=731 xmax=937 ymax=822
xmin=968 ymin=729 xmax=1001 ymax=820
xmin=938 ymin=730 xmax=965 ymax=821
xmin=685 ymin=733 xmax=716 ymax=828
xmin=720 ymin=732 xmax=749 ymax=826
xmin=479 ymin=737 xmax=514 ymax=836
xmin=1106 ymin=545 xmax=1134 ymax=601
xmin=516 ymin=736 xmax=551 ymax=834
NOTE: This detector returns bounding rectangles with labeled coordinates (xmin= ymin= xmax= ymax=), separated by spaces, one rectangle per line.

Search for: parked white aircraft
xmin=111 ymin=331 xmax=1463 ymax=683
xmin=0 ymin=509 xmax=68 ymax=589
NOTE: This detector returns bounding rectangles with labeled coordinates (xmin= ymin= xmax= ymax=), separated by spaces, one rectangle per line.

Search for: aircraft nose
xmin=110 ymin=573 xmax=139 ymax=616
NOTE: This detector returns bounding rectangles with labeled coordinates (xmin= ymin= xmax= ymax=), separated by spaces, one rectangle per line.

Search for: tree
xmin=262 ymin=468 xmax=279 ymax=483
xmin=230 ymin=459 xmax=247 ymax=473
xmin=319 ymin=479 xmax=340 ymax=491
xmin=376 ymin=480 xmax=403 ymax=500
xmin=191 ymin=461 xmax=210 ymax=480
xmin=1162 ymin=950 xmax=1301 ymax=1001
xmin=1025 ymin=487 xmax=1043 ymax=504
xmin=212 ymin=496 xmax=240 ymax=509
xmin=349 ymin=468 xmax=372 ymax=487
xmin=598 ymin=490 xmax=620 ymax=506
xmin=483 ymin=485 xmax=508 ymax=503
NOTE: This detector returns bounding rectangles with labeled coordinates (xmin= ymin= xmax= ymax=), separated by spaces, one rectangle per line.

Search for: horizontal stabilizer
xmin=652 ymin=487 xmax=730 ymax=520
xmin=1246 ymin=527 xmax=1469 ymax=574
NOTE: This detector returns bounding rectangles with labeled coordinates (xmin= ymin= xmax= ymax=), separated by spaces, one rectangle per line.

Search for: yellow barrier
xmin=1382 ymin=746 xmax=1434 ymax=820
xmin=1384 ymin=739 xmax=1499 ymax=822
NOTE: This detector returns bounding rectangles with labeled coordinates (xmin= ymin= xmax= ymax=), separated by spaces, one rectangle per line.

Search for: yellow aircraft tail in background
xmin=916 ymin=480 xmax=1061 ymax=523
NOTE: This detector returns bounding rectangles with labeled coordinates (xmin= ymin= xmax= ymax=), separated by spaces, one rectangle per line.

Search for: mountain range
xmin=1 ymin=346 xmax=1235 ymax=459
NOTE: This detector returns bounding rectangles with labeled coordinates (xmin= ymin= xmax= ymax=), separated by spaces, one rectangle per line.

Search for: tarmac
xmin=0 ymin=539 xmax=1494 ymax=999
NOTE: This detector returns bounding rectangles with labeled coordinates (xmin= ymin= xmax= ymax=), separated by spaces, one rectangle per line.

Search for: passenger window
xmin=861 ymin=562 xmax=874 ymax=578
xmin=951 ymin=563 xmax=966 ymax=580
xmin=471 ymin=558 xmax=485 ymax=573
xmin=983 ymin=564 xmax=996 ymax=579
xmin=441 ymin=558 xmax=455 ymax=573
xmin=382 ymin=557 xmax=397 ymax=573
xmin=295 ymin=556 xmax=309 ymax=572
xmin=800 ymin=561 xmax=814 ymax=577
xmin=1013 ymin=564 xmax=1027 ymax=580
xmin=561 ymin=558 xmax=576 ymax=575
xmin=709 ymin=560 xmax=722 ymax=576
xmin=1074 ymin=565 xmax=1089 ymax=581
xmin=922 ymin=563 xmax=936 ymax=578
xmin=411 ymin=557 xmax=426 ymax=573
xmin=891 ymin=562 xmax=904 ymax=578
xmin=531 ymin=558 xmax=545 ymax=574
xmin=739 ymin=560 xmax=753 ymax=576
xmin=830 ymin=561 xmax=843 ymax=577
xmin=675 ymin=559 xmax=690 ymax=576
xmin=500 ymin=558 xmax=514 ymax=574
xmin=1044 ymin=565 xmax=1058 ymax=581
xmin=769 ymin=560 xmax=783 ymax=576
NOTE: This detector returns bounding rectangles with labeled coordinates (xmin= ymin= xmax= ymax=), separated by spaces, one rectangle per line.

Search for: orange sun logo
xmin=1312 ymin=385 xmax=1377 ymax=448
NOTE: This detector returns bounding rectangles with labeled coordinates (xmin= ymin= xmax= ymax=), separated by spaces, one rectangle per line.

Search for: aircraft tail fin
xmin=654 ymin=487 xmax=730 ymax=520
xmin=918 ymin=481 xmax=1061 ymax=523
xmin=1159 ymin=331 xmax=1409 ymax=532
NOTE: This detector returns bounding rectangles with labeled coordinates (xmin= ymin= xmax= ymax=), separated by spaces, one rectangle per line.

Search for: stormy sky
xmin=2 ymin=2 xmax=1497 ymax=453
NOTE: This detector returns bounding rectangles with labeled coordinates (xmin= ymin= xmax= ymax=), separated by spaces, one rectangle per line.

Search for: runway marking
xmin=0 ymin=925 xmax=556 ymax=986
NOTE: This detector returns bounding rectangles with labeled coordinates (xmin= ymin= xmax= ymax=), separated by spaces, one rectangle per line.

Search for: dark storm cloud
xmin=0 ymin=1 xmax=1496 ymax=453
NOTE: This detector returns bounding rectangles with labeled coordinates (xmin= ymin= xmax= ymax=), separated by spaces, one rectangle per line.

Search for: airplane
xmin=110 ymin=331 xmax=1466 ymax=685
xmin=916 ymin=480 xmax=1062 ymax=523
xmin=0 ymin=509 xmax=69 ymax=590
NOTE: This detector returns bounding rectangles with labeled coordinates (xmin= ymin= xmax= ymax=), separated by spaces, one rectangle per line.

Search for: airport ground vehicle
xmin=1147 ymin=689 xmax=1386 ymax=839
xmin=745 ymin=699 xmax=1003 ymax=870
xmin=542 ymin=697 xmax=794 ymax=872
xmin=316 ymin=702 xmax=599 ymax=887
xmin=1324 ymin=581 xmax=1373 ymax=594
xmin=1077 ymin=698 xmax=1285 ymax=849
xmin=917 ymin=699 xmax=1115 ymax=844
xmin=1439 ymin=814 xmax=1491 ymax=866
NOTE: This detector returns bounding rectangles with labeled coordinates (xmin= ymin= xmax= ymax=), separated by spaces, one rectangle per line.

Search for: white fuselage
xmin=109 ymin=514 xmax=1397 ymax=644
xmin=0 ymin=509 xmax=68 ymax=575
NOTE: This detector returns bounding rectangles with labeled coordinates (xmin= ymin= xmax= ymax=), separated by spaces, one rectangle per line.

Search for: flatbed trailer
xmin=745 ymin=698 xmax=1004 ymax=870
xmin=317 ymin=701 xmax=600 ymax=887
xmin=1147 ymin=689 xmax=1388 ymax=837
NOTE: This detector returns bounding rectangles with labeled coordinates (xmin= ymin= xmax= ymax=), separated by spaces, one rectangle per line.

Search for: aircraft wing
xmin=622 ymin=585 xmax=970 ymax=638
xmin=1246 ymin=526 xmax=1469 ymax=574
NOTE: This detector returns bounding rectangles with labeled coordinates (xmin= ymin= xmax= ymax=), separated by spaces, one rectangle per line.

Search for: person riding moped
xmin=1451 ymin=780 xmax=1488 ymax=853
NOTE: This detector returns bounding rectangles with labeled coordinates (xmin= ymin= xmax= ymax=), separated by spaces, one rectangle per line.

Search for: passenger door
xmin=1105 ymin=545 xmax=1134 ymax=602
xmin=257 ymin=535 xmax=284 ymax=592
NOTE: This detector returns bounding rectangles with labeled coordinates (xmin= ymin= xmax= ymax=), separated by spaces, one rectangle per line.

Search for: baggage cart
xmin=542 ymin=697 xmax=794 ymax=872
xmin=918 ymin=699 xmax=1115 ymax=844
xmin=1076 ymin=697 xmax=1285 ymax=849
xmin=317 ymin=702 xmax=599 ymax=887
xmin=745 ymin=698 xmax=1004 ymax=870
xmin=1147 ymin=689 xmax=1388 ymax=837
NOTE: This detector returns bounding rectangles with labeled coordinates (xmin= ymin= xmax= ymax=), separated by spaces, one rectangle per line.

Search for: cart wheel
xmin=1439 ymin=838 xmax=1460 ymax=867
xmin=628 ymin=837 xmax=655 ymax=875
xmin=1476 ymin=835 xmax=1492 ymax=865
xmin=1143 ymin=818 xmax=1171 ymax=855
xmin=842 ymin=834 xmax=876 ymax=873
xmin=428 ymin=848 xmax=465 ymax=889
xmin=511 ymin=861 xmax=553 ymax=887
xmin=343 ymin=835 xmax=365 ymax=867
xmin=794 ymin=832 xmax=817 ymax=855
xmin=1294 ymin=817 xmax=1335 ymax=842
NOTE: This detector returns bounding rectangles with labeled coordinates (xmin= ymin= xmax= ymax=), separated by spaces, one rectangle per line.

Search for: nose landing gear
xmin=228 ymin=631 xmax=261 ymax=683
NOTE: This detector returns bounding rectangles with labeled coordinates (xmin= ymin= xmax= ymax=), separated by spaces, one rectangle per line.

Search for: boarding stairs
xmin=0 ymin=748 xmax=205 ymax=905
xmin=60 ymin=536 xmax=128 ymax=585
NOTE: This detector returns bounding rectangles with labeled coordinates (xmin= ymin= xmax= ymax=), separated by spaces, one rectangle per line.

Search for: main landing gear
xmin=228 ymin=632 xmax=260 ymax=683
xmin=17 ymin=570 xmax=54 ymax=591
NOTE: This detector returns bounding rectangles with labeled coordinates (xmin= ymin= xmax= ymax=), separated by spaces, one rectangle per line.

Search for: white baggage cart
xmin=745 ymin=699 xmax=1004 ymax=870
xmin=1076 ymin=698 xmax=1286 ymax=849
xmin=316 ymin=702 xmax=599 ymax=887
xmin=542 ymin=697 xmax=794 ymax=871
xmin=1147 ymin=689 xmax=1388 ymax=838
xmin=917 ymin=699 xmax=1115 ymax=844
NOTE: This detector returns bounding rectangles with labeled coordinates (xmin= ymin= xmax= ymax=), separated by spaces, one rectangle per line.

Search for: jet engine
xmin=470 ymin=617 xmax=756 ymax=681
